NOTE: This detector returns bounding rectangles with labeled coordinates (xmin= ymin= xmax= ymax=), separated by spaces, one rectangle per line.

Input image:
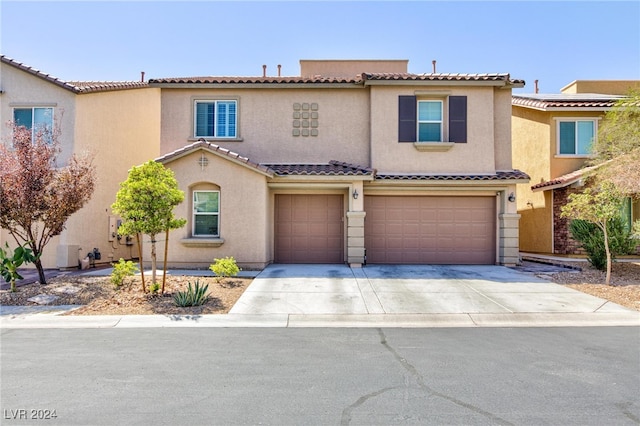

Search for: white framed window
xmin=194 ymin=100 xmax=237 ymax=138
xmin=557 ymin=119 xmax=596 ymax=156
xmin=417 ymin=100 xmax=443 ymax=142
xmin=13 ymin=107 xmax=54 ymax=141
xmin=193 ymin=190 xmax=220 ymax=237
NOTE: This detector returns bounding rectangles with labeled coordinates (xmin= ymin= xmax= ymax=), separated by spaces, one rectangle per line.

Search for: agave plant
xmin=173 ymin=280 xmax=210 ymax=307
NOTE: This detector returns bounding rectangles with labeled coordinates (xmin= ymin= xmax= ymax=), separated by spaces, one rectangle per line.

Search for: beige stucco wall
xmin=155 ymin=150 xmax=270 ymax=269
xmin=512 ymin=106 xmax=608 ymax=253
xmin=159 ymin=88 xmax=370 ymax=166
xmin=299 ymin=60 xmax=408 ymax=78
xmin=0 ymin=62 xmax=77 ymax=162
xmin=561 ymin=80 xmax=640 ymax=95
xmin=512 ymin=106 xmax=552 ymax=253
xmin=53 ymin=87 xmax=162 ymax=268
xmin=370 ymin=85 xmax=500 ymax=174
xmin=0 ymin=62 xmax=77 ymax=267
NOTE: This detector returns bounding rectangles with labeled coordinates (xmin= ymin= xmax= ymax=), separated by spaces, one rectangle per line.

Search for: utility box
xmin=56 ymin=244 xmax=81 ymax=268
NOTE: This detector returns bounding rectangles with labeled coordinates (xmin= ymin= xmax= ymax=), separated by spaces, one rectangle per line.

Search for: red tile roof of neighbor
xmin=512 ymin=94 xmax=625 ymax=110
xmin=1 ymin=55 xmax=148 ymax=93
xmin=531 ymin=165 xmax=600 ymax=191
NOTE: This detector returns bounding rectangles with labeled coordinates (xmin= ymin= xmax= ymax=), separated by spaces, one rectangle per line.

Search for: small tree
xmin=0 ymin=123 xmax=95 ymax=284
xmin=111 ymin=161 xmax=186 ymax=293
xmin=0 ymin=242 xmax=39 ymax=292
xmin=590 ymin=91 xmax=640 ymax=194
xmin=561 ymin=181 xmax=625 ymax=285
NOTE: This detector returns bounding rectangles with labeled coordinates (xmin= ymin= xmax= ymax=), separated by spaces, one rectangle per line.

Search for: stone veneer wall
xmin=552 ymin=187 xmax=584 ymax=254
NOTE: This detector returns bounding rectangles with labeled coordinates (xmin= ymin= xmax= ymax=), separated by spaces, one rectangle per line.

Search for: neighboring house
xmin=0 ymin=55 xmax=160 ymax=269
xmin=512 ymin=80 xmax=640 ymax=255
xmin=150 ymin=60 xmax=528 ymax=268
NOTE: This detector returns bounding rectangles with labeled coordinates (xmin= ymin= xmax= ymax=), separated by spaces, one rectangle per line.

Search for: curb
xmin=2 ymin=312 xmax=639 ymax=329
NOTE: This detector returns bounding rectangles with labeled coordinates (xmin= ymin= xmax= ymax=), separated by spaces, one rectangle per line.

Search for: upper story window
xmin=418 ymin=100 xmax=443 ymax=142
xmin=399 ymin=95 xmax=467 ymax=143
xmin=13 ymin=107 xmax=53 ymax=141
xmin=193 ymin=190 xmax=220 ymax=237
xmin=557 ymin=119 xmax=596 ymax=156
xmin=194 ymin=100 xmax=237 ymax=139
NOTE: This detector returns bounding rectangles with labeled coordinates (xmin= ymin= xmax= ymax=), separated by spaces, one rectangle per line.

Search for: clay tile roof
xmin=1 ymin=55 xmax=149 ymax=94
xmin=263 ymin=160 xmax=375 ymax=177
xmin=66 ymin=81 xmax=150 ymax=93
xmin=512 ymin=93 xmax=625 ymax=111
xmin=1 ymin=55 xmax=78 ymax=92
xmin=375 ymin=170 xmax=530 ymax=181
xmin=148 ymin=76 xmax=363 ymax=85
xmin=362 ymin=72 xmax=524 ymax=85
xmin=531 ymin=165 xmax=600 ymax=191
xmin=155 ymin=140 xmax=273 ymax=176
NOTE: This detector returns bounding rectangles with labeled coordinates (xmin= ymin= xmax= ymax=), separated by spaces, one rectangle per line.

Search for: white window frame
xmin=417 ymin=100 xmax=444 ymax=142
xmin=193 ymin=100 xmax=237 ymax=139
xmin=12 ymin=106 xmax=54 ymax=141
xmin=193 ymin=190 xmax=220 ymax=237
xmin=555 ymin=118 xmax=598 ymax=157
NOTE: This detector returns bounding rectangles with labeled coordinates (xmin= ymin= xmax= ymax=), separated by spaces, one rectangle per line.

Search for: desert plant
xmin=0 ymin=242 xmax=39 ymax=292
xmin=569 ymin=217 xmax=636 ymax=271
xmin=209 ymin=256 xmax=240 ymax=282
xmin=110 ymin=258 xmax=138 ymax=288
xmin=173 ymin=280 xmax=210 ymax=307
xmin=149 ymin=282 xmax=161 ymax=294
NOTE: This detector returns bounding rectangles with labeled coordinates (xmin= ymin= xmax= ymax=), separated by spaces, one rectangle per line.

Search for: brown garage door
xmin=275 ymin=194 xmax=344 ymax=263
xmin=365 ymin=196 xmax=496 ymax=264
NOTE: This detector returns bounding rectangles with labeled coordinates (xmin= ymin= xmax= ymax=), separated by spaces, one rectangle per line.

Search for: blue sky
xmin=1 ymin=1 xmax=639 ymax=93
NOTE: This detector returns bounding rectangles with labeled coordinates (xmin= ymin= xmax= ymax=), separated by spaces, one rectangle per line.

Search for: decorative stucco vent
xmin=292 ymin=102 xmax=319 ymax=137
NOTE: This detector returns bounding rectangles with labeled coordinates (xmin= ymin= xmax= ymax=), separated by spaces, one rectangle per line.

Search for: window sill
xmin=554 ymin=154 xmax=592 ymax=159
xmin=413 ymin=142 xmax=455 ymax=152
xmin=189 ymin=137 xmax=243 ymax=143
xmin=180 ymin=238 xmax=225 ymax=248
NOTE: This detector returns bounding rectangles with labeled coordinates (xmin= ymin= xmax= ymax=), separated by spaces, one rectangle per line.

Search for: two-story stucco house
xmin=0 ymin=55 xmax=160 ymax=268
xmin=150 ymin=60 xmax=529 ymax=269
xmin=512 ymin=80 xmax=640 ymax=255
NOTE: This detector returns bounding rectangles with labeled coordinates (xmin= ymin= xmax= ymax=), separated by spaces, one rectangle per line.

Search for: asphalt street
xmin=1 ymin=327 xmax=639 ymax=425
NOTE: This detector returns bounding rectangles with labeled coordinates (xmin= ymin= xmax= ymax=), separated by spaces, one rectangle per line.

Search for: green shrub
xmin=110 ymin=258 xmax=138 ymax=288
xmin=0 ymin=242 xmax=39 ymax=292
xmin=209 ymin=256 xmax=240 ymax=282
xmin=173 ymin=280 xmax=210 ymax=307
xmin=149 ymin=282 xmax=161 ymax=294
xmin=569 ymin=217 xmax=636 ymax=270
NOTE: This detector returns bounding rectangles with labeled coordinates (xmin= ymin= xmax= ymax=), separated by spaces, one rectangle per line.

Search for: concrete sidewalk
xmin=2 ymin=263 xmax=639 ymax=329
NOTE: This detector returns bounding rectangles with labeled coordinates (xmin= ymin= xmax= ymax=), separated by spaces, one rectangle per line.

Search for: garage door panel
xmin=275 ymin=194 xmax=344 ymax=264
xmin=365 ymin=196 xmax=495 ymax=265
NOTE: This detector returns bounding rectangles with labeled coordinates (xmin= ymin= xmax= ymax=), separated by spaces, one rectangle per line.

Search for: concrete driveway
xmin=229 ymin=264 xmax=635 ymax=318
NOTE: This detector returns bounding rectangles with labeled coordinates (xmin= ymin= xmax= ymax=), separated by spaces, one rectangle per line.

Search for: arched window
xmin=191 ymin=183 xmax=220 ymax=237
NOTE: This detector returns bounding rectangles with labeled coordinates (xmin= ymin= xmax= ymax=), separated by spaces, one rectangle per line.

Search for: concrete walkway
xmin=2 ymin=263 xmax=638 ymax=328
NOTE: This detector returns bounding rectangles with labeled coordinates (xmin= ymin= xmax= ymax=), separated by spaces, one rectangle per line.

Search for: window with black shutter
xmin=397 ymin=95 xmax=467 ymax=143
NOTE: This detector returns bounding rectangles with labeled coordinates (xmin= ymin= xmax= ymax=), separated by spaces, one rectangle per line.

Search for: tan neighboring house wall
xmin=512 ymin=80 xmax=640 ymax=255
xmin=560 ymin=80 xmax=640 ymax=95
xmin=0 ymin=56 xmax=160 ymax=270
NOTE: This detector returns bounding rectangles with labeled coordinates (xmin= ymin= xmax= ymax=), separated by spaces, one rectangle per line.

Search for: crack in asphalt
xmin=340 ymin=329 xmax=514 ymax=425
xmin=616 ymin=402 xmax=640 ymax=424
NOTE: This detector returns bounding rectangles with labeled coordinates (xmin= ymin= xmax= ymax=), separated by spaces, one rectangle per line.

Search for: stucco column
xmin=347 ymin=211 xmax=366 ymax=267
xmin=499 ymin=213 xmax=521 ymax=266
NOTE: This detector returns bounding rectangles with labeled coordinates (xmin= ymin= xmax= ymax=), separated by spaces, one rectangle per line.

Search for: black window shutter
xmin=398 ymin=95 xmax=416 ymax=142
xmin=448 ymin=96 xmax=467 ymax=143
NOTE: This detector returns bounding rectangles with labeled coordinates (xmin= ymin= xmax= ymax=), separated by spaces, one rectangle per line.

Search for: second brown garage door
xmin=365 ymin=196 xmax=496 ymax=264
xmin=275 ymin=194 xmax=344 ymax=263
